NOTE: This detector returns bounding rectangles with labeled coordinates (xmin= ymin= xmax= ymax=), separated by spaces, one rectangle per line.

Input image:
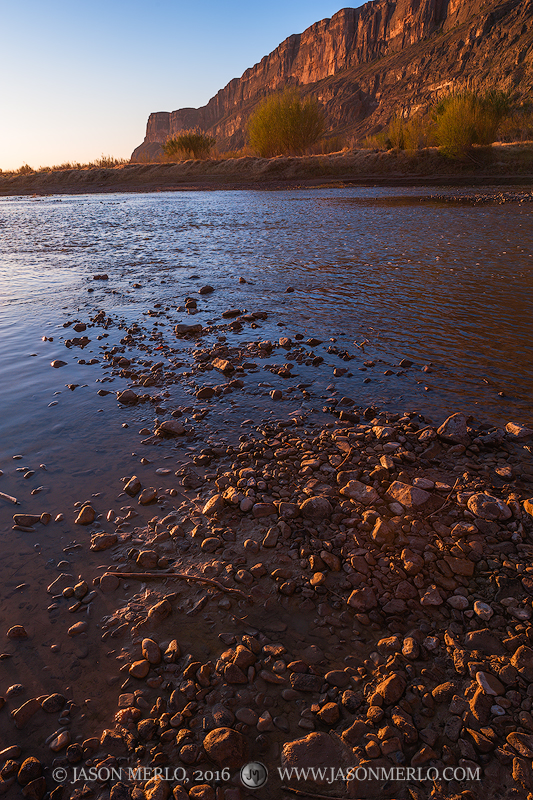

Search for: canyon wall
xmin=132 ymin=0 xmax=533 ymax=160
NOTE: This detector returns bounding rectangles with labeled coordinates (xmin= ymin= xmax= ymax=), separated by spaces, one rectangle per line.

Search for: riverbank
xmin=2 ymin=295 xmax=533 ymax=800
xmin=1 ymin=144 xmax=533 ymax=196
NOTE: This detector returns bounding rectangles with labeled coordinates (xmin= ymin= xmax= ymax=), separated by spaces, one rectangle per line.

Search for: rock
xmin=202 ymin=494 xmax=225 ymax=516
xmin=75 ymin=505 xmax=95 ymax=525
xmin=371 ymin=517 xmax=394 ymax=545
xmin=505 ymin=422 xmax=533 ymax=440
xmin=7 ymin=625 xmax=28 ymax=639
xmin=156 ymin=420 xmax=185 ymax=437
xmin=13 ymin=514 xmax=41 ymax=527
xmin=467 ymin=493 xmax=512 ymax=521
xmin=375 ymin=673 xmax=406 ymax=704
xmin=476 ymin=671 xmax=504 ymax=696
xmin=49 ymin=731 xmax=70 ymax=752
xmin=129 ymin=659 xmax=150 ymax=678
xmin=290 ymin=674 xmax=324 ymax=693
xmin=281 ymin=733 xmax=353 ymax=791
xmin=340 ymin=480 xmax=379 ymax=505
xmin=512 ymin=646 xmax=533 ymax=682
xmin=90 ymin=532 xmax=118 ymax=551
xmin=175 ymin=323 xmax=203 ymax=336
xmin=252 ymin=502 xmax=277 ymax=518
xmin=50 ymin=360 xmax=67 ymax=368
xmin=144 ymin=776 xmax=171 ymax=800
xmin=203 ymin=728 xmax=248 ymax=769
xmin=117 ymin=389 xmax=138 ymax=405
xmin=12 ymin=699 xmax=40 ymax=729
xmin=21 ymin=777 xmax=46 ymax=799
xmin=137 ymin=550 xmax=158 ymax=568
xmin=437 ymin=412 xmax=470 ymax=445
xmin=17 ymin=758 xmax=42 ymax=786
xmin=465 ymin=629 xmax=506 ymax=655
xmin=148 ymin=599 xmax=172 ymax=622
xmin=473 ymin=600 xmax=493 ymax=620
xmin=420 ymin=585 xmax=443 ymax=606
xmin=196 ymin=387 xmax=215 ymax=400
xmin=347 ymin=587 xmax=377 ymax=612
xmin=139 ymin=488 xmax=157 ymax=505
xmin=212 ymin=358 xmax=234 ymax=373
xmin=299 ymin=496 xmax=332 ymax=519
xmin=41 ymin=693 xmax=66 ymax=712
xmin=142 ymin=639 xmax=162 ymax=664
xmin=199 ymin=285 xmax=214 ymax=295
xmin=523 ymin=499 xmax=533 ymax=518
xmin=447 ymin=595 xmax=469 ymax=610
xmin=124 ymin=476 xmax=141 ymax=496
xmin=68 ymin=621 xmax=88 ymax=637
xmin=387 ymin=481 xmax=431 ymax=508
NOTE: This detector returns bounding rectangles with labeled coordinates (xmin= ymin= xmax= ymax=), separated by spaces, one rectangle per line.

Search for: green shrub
xmin=162 ymin=130 xmax=215 ymax=160
xmin=247 ymin=90 xmax=325 ymax=157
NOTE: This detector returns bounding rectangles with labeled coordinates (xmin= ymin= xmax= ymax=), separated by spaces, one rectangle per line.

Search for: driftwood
xmin=105 ymin=571 xmax=252 ymax=602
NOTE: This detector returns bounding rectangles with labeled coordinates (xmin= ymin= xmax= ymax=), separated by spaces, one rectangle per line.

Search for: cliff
xmin=131 ymin=0 xmax=533 ymax=160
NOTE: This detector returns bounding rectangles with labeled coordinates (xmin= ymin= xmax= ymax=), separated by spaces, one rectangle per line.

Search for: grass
xmin=3 ymin=155 xmax=129 ymax=176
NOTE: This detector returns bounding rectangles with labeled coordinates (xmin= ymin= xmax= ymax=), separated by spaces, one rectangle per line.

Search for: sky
xmin=0 ymin=0 xmax=364 ymax=171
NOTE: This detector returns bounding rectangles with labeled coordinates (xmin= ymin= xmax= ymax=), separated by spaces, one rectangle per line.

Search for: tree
xmin=247 ymin=90 xmax=325 ymax=157
xmin=162 ymin=130 xmax=215 ymax=160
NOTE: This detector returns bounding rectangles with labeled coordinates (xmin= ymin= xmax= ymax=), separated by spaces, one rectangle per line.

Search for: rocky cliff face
xmin=132 ymin=0 xmax=533 ymax=160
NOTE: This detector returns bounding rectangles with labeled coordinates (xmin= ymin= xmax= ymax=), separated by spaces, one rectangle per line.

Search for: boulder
xmin=467 ymin=493 xmax=512 ymax=521
xmin=203 ymin=728 xmax=248 ymax=769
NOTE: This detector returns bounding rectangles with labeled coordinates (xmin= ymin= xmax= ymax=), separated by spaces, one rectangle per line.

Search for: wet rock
xmin=124 ymin=476 xmax=141 ymax=497
xmin=505 ymin=422 xmax=533 ymax=440
xmin=156 ymin=420 xmax=185 ymax=437
xmin=50 ymin=360 xmax=67 ymax=368
xmin=203 ymin=728 xmax=248 ymax=769
xmin=199 ymin=285 xmax=214 ymax=295
xmin=299 ymin=496 xmax=332 ymax=519
xmin=175 ymin=323 xmax=203 ymax=336
xmin=13 ymin=514 xmax=41 ymax=527
xmin=75 ymin=505 xmax=95 ymax=525
xmin=41 ymin=693 xmax=66 ymax=712
xmin=12 ymin=699 xmax=40 ymax=729
xmin=7 ymin=625 xmax=28 ymax=639
xmin=202 ymin=494 xmax=225 ymax=516
xmin=467 ymin=493 xmax=512 ymax=521
xmin=437 ymin=412 xmax=471 ymax=445
xmin=196 ymin=387 xmax=215 ymax=400
xmin=117 ymin=389 xmax=139 ymax=405
xmin=67 ymin=621 xmax=88 ymax=637
xmin=139 ymin=488 xmax=157 ymax=505
xmin=90 ymin=533 xmax=118 ymax=551
xmin=17 ymin=758 xmax=41 ymax=786
xmin=148 ymin=599 xmax=172 ymax=622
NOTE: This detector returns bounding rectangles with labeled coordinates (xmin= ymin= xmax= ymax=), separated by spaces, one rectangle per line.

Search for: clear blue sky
xmin=0 ymin=1 xmax=363 ymax=171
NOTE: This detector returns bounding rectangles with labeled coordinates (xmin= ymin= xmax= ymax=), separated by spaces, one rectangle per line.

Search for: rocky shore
xmin=1 ymin=145 xmax=533 ymax=197
xmin=2 ymin=293 xmax=533 ymax=800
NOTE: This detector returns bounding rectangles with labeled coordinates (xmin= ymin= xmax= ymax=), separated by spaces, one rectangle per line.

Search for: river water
xmin=0 ymin=186 xmax=532 ymax=756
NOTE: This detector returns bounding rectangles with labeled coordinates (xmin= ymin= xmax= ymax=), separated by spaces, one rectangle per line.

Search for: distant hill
xmin=131 ymin=0 xmax=533 ymax=161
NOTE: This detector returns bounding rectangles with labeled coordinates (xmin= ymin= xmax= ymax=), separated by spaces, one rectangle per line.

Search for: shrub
xmin=162 ymin=130 xmax=215 ymax=160
xmin=435 ymin=91 xmax=511 ymax=157
xmin=16 ymin=163 xmax=34 ymax=175
xmin=247 ymin=90 xmax=325 ymax=157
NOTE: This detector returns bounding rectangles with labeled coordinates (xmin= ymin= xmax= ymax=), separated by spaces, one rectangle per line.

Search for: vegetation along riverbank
xmin=1 ymin=144 xmax=533 ymax=196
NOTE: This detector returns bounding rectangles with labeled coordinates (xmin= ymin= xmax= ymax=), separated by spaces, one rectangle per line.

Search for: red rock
xmin=203 ymin=728 xmax=248 ymax=769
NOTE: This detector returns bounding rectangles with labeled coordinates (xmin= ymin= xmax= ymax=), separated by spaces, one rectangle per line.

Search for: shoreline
xmin=1 ymin=145 xmax=533 ymax=197
xmin=2 ymin=298 xmax=533 ymax=800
